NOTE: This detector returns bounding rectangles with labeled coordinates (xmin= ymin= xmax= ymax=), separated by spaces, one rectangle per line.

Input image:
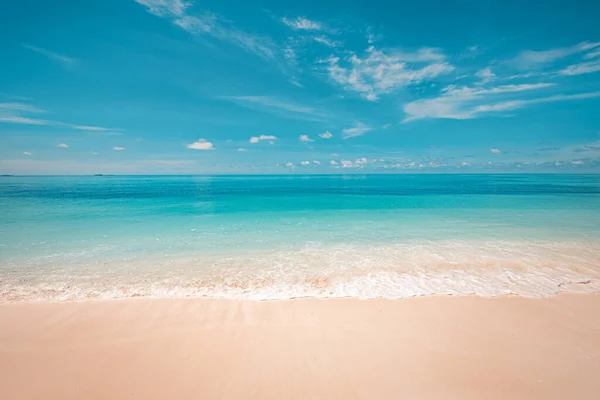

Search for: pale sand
xmin=1 ymin=295 xmax=600 ymax=399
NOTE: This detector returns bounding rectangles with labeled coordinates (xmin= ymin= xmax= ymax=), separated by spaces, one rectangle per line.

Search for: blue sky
xmin=1 ymin=0 xmax=600 ymax=174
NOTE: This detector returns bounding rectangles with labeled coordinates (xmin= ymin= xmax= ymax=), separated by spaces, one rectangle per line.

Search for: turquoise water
xmin=1 ymin=174 xmax=600 ymax=301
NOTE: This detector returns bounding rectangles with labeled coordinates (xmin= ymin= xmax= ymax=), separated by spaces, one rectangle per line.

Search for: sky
xmin=1 ymin=0 xmax=600 ymax=174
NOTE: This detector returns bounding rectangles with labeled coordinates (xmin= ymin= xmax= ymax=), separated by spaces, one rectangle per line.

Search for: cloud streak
xmin=223 ymin=96 xmax=328 ymax=121
xmin=0 ymin=102 xmax=121 ymax=131
xmin=23 ymin=45 xmax=75 ymax=66
xmin=511 ymin=41 xmax=600 ymax=68
xmin=134 ymin=0 xmax=275 ymax=59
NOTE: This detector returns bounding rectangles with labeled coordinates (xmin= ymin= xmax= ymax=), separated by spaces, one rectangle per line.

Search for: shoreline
xmin=1 ymin=294 xmax=600 ymax=399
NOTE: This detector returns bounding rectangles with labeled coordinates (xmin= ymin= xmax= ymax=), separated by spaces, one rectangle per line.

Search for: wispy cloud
xmin=319 ymin=130 xmax=333 ymax=139
xmin=249 ymin=134 xmax=277 ymax=144
xmin=403 ymin=83 xmax=557 ymax=121
xmin=313 ymin=36 xmax=341 ymax=48
xmin=113 ymin=146 xmax=126 ymax=151
xmin=490 ymin=148 xmax=501 ymax=154
xmin=57 ymin=143 xmax=69 ymax=148
xmin=237 ymin=148 xmax=247 ymax=152
xmin=23 ymin=152 xmax=32 ymax=156
xmin=322 ymin=46 xmax=453 ymax=101
xmin=187 ymin=138 xmax=214 ymax=150
xmin=23 ymin=45 xmax=75 ymax=67
xmin=281 ymin=17 xmax=322 ymax=31
xmin=585 ymin=50 xmax=600 ymax=59
xmin=223 ymin=95 xmax=328 ymax=121
xmin=0 ymin=102 xmax=121 ymax=131
xmin=511 ymin=41 xmax=600 ymax=68
xmin=559 ymin=60 xmax=600 ymax=76
xmin=134 ymin=0 xmax=275 ymax=59
xmin=0 ymin=103 xmax=46 ymax=113
xmin=0 ymin=115 xmax=49 ymax=125
xmin=342 ymin=122 xmax=372 ymax=138
xmin=473 ymin=92 xmax=600 ymax=113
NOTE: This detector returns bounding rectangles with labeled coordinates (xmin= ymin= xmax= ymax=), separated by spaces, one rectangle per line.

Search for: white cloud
xmin=572 ymin=160 xmax=584 ymax=165
xmin=23 ymin=45 xmax=75 ymax=66
xmin=57 ymin=143 xmax=69 ymax=148
xmin=475 ymin=67 xmax=495 ymax=83
xmin=403 ymin=83 xmax=556 ymax=121
xmin=187 ymin=139 xmax=214 ymax=150
xmin=249 ymin=134 xmax=277 ymax=143
xmin=319 ymin=130 xmax=333 ymax=139
xmin=237 ymin=148 xmax=247 ymax=152
xmin=113 ymin=146 xmax=126 ymax=151
xmin=134 ymin=0 xmax=275 ymax=59
xmin=511 ymin=41 xmax=600 ymax=68
xmin=322 ymin=46 xmax=453 ymax=100
xmin=342 ymin=122 xmax=372 ymax=138
xmin=341 ymin=160 xmax=354 ymax=168
xmin=299 ymin=134 xmax=314 ymax=142
xmin=559 ymin=60 xmax=600 ymax=76
xmin=300 ymin=160 xmax=310 ymax=165
xmin=23 ymin=152 xmax=32 ymax=156
xmin=461 ymin=162 xmax=469 ymax=167
xmin=381 ymin=124 xmax=391 ymax=129
xmin=330 ymin=160 xmax=338 ymax=165
xmin=282 ymin=17 xmax=321 ymax=31
xmin=285 ymin=161 xmax=295 ymax=167
xmin=490 ymin=148 xmax=501 ymax=154
xmin=313 ymin=160 xmax=321 ymax=165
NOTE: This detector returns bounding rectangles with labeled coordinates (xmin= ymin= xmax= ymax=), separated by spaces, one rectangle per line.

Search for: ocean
xmin=1 ymin=174 xmax=600 ymax=301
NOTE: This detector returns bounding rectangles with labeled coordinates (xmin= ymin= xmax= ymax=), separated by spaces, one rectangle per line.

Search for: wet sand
xmin=1 ymin=294 xmax=599 ymax=399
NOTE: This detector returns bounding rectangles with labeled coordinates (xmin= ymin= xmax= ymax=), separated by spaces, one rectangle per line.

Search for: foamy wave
xmin=1 ymin=240 xmax=600 ymax=302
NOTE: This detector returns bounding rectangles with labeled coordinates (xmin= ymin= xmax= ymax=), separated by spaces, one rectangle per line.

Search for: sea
xmin=1 ymin=174 xmax=600 ymax=302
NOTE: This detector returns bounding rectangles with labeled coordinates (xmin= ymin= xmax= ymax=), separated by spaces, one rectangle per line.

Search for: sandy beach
xmin=0 ymin=295 xmax=599 ymax=399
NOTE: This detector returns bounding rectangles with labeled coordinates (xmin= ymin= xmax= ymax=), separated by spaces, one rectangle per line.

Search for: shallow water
xmin=1 ymin=174 xmax=599 ymax=301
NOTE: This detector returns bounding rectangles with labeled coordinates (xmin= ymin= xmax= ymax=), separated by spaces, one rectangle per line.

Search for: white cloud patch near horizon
xmin=113 ymin=146 xmax=126 ymax=151
xmin=299 ymin=134 xmax=314 ymax=142
xmin=319 ymin=131 xmax=333 ymax=139
xmin=187 ymin=139 xmax=214 ymax=150
xmin=57 ymin=143 xmax=69 ymax=148
xmin=249 ymin=134 xmax=277 ymax=144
